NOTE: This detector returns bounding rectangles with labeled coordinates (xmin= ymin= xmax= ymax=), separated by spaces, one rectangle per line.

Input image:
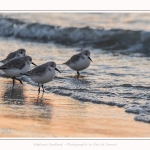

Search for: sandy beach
xmin=0 ymin=77 xmax=149 ymax=138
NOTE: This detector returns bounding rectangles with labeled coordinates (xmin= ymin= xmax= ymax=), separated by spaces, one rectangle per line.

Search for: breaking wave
xmin=1 ymin=17 xmax=150 ymax=55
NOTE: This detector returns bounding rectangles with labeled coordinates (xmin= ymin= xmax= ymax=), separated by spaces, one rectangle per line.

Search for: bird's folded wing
xmin=25 ymin=64 xmax=47 ymax=76
xmin=6 ymin=51 xmax=16 ymax=60
xmin=0 ymin=58 xmax=25 ymax=69
xmin=64 ymin=53 xmax=81 ymax=65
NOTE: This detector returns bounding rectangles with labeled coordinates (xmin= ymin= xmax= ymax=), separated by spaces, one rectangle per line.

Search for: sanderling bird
xmin=63 ymin=50 xmax=92 ymax=77
xmin=0 ymin=48 xmax=26 ymax=64
xmin=0 ymin=56 xmax=36 ymax=87
xmin=23 ymin=61 xmax=61 ymax=93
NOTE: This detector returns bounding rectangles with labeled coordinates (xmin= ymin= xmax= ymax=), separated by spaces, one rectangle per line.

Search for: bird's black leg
xmin=12 ymin=77 xmax=15 ymax=88
xmin=77 ymin=71 xmax=80 ymax=78
xmin=41 ymin=84 xmax=45 ymax=93
xmin=38 ymin=84 xmax=40 ymax=93
xmin=14 ymin=77 xmax=23 ymax=85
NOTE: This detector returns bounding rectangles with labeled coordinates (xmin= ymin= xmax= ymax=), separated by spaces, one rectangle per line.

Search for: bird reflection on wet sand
xmin=65 ymin=75 xmax=87 ymax=79
xmin=0 ymin=80 xmax=51 ymax=120
xmin=2 ymin=85 xmax=25 ymax=105
xmin=32 ymin=92 xmax=46 ymax=106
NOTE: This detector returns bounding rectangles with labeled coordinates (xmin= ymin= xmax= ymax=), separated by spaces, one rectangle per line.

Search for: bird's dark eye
xmin=20 ymin=51 xmax=23 ymax=54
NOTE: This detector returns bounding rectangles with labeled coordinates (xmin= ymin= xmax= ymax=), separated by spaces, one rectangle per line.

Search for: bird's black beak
xmin=55 ymin=68 xmax=61 ymax=73
xmin=32 ymin=62 xmax=37 ymax=66
xmin=88 ymin=57 xmax=93 ymax=62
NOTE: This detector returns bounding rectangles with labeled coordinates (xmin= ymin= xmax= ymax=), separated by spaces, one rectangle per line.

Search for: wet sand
xmin=0 ymin=77 xmax=150 ymax=138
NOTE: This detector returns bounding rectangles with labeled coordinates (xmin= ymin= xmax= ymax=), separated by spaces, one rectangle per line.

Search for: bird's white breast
xmin=31 ymin=69 xmax=55 ymax=84
xmin=69 ymin=56 xmax=90 ymax=71
xmin=3 ymin=63 xmax=30 ymax=77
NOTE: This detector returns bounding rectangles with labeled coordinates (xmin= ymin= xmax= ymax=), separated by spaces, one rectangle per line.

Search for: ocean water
xmin=0 ymin=13 xmax=150 ymax=123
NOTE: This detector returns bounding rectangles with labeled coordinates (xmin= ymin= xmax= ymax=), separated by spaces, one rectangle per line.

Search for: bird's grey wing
xmin=64 ymin=53 xmax=81 ymax=65
xmin=0 ymin=58 xmax=25 ymax=70
xmin=70 ymin=53 xmax=81 ymax=63
xmin=0 ymin=51 xmax=17 ymax=63
xmin=6 ymin=51 xmax=17 ymax=60
xmin=25 ymin=64 xmax=47 ymax=77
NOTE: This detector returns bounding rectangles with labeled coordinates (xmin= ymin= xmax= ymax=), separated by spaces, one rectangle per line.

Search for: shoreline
xmin=0 ymin=77 xmax=150 ymax=138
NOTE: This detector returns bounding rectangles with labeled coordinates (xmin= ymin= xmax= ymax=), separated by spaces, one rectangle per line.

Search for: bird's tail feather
xmin=62 ymin=61 xmax=70 ymax=66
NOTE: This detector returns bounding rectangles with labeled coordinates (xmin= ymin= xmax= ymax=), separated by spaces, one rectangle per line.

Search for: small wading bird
xmin=0 ymin=49 xmax=26 ymax=64
xmin=63 ymin=50 xmax=92 ymax=78
xmin=0 ymin=56 xmax=36 ymax=87
xmin=23 ymin=61 xmax=61 ymax=93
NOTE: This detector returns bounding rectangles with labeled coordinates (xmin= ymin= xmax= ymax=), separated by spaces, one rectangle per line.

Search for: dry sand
xmin=0 ymin=77 xmax=150 ymax=138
